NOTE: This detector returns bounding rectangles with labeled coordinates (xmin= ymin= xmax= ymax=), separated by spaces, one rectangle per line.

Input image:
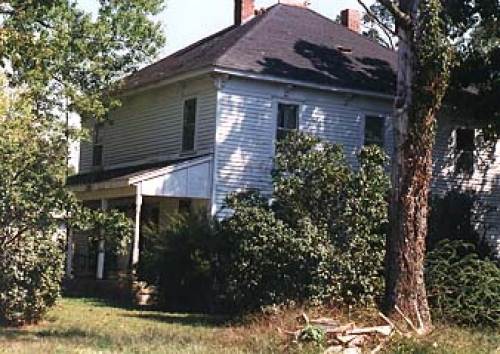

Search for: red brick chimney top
xmin=341 ymin=9 xmax=361 ymax=33
xmin=235 ymin=0 xmax=255 ymax=25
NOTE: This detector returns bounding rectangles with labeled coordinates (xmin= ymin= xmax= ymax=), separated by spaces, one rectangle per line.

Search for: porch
xmin=66 ymin=155 xmax=212 ymax=281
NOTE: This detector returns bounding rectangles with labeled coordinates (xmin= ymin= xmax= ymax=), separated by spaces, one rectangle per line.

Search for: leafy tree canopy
xmin=0 ymin=0 xmax=165 ymax=121
xmin=362 ymin=0 xmax=498 ymax=133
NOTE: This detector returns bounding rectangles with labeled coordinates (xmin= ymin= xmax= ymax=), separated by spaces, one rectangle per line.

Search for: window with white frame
xmin=182 ymin=98 xmax=197 ymax=152
xmin=92 ymin=122 xmax=104 ymax=167
xmin=364 ymin=115 xmax=385 ymax=147
xmin=276 ymin=103 xmax=299 ymax=141
xmin=455 ymin=128 xmax=475 ymax=175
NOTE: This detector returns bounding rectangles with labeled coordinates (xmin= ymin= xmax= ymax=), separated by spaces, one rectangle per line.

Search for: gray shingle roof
xmin=123 ymin=4 xmax=396 ymax=94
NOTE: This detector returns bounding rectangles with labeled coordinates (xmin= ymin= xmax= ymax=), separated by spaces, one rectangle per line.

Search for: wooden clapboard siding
xmin=213 ymin=77 xmax=393 ymax=216
xmin=78 ymin=76 xmax=217 ymax=173
xmin=432 ymin=115 xmax=500 ymax=254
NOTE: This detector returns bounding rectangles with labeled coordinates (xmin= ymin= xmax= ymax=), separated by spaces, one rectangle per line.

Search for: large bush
xmin=218 ymin=193 xmax=335 ymax=312
xmin=0 ymin=235 xmax=64 ymax=326
xmin=139 ymin=213 xmax=219 ymax=312
xmin=218 ymin=133 xmax=390 ymax=311
xmin=426 ymin=240 xmax=500 ymax=327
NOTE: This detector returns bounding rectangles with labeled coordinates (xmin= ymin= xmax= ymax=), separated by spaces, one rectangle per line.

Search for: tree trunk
xmin=384 ymin=0 xmax=434 ymax=334
xmin=382 ymin=0 xmax=452 ymax=335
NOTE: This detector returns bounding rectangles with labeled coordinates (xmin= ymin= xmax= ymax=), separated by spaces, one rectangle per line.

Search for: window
xmin=364 ymin=116 xmax=385 ymax=147
xmin=277 ymin=103 xmax=299 ymax=141
xmin=182 ymin=98 xmax=197 ymax=152
xmin=455 ymin=128 xmax=475 ymax=174
xmin=92 ymin=123 xmax=104 ymax=167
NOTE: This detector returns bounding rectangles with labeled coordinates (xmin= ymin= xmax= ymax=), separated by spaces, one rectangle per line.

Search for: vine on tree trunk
xmin=384 ymin=0 xmax=454 ymax=334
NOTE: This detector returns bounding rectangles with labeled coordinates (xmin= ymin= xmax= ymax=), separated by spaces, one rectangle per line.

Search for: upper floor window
xmin=364 ymin=115 xmax=385 ymax=147
xmin=277 ymin=103 xmax=299 ymax=141
xmin=455 ymin=128 xmax=475 ymax=175
xmin=182 ymin=98 xmax=197 ymax=152
xmin=92 ymin=122 xmax=104 ymax=167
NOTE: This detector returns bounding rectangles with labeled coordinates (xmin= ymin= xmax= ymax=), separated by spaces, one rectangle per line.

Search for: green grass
xmin=0 ymin=298 xmax=281 ymax=354
xmin=0 ymin=298 xmax=498 ymax=354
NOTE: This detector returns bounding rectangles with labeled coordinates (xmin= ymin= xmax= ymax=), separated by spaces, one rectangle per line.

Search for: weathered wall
xmin=79 ymin=76 xmax=217 ymax=172
xmin=212 ymin=76 xmax=393 ymax=216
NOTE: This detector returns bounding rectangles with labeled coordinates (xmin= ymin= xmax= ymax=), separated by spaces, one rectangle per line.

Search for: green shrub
xmin=139 ymin=213 xmax=219 ymax=312
xmin=0 ymin=234 xmax=64 ymax=326
xmin=218 ymin=193 xmax=335 ymax=312
xmin=273 ymin=133 xmax=390 ymax=305
xmin=219 ymin=133 xmax=389 ymax=311
xmin=426 ymin=240 xmax=500 ymax=327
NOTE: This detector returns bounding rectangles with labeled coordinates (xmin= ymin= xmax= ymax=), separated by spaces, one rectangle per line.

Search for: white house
xmin=67 ymin=0 xmax=500 ymax=280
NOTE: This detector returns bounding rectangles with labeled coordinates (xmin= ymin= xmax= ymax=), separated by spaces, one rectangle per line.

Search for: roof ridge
xmin=301 ymin=5 xmax=396 ymax=53
xmin=214 ymin=4 xmax=279 ymax=66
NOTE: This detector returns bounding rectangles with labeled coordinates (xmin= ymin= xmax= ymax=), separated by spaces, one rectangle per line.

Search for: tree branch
xmin=357 ymin=0 xmax=398 ymax=38
xmin=376 ymin=0 xmax=412 ymax=29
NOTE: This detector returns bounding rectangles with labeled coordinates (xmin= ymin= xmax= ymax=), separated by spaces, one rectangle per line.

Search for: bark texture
xmin=383 ymin=0 xmax=452 ymax=334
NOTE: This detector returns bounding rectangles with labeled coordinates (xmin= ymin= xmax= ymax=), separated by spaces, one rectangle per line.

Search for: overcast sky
xmin=77 ymin=0 xmax=374 ymax=56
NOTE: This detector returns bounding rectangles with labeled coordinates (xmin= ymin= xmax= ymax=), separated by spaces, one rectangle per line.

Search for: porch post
xmin=132 ymin=182 xmax=142 ymax=270
xmin=96 ymin=199 xmax=108 ymax=280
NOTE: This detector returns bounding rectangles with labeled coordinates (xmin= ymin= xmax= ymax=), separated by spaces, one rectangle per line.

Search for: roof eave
xmin=213 ymin=66 xmax=395 ymax=100
xmin=118 ymin=67 xmax=214 ymax=97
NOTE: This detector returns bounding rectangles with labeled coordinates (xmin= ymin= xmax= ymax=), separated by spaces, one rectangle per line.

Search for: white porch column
xmin=65 ymin=227 xmax=74 ymax=278
xmin=96 ymin=199 xmax=108 ymax=280
xmin=132 ymin=183 xmax=142 ymax=270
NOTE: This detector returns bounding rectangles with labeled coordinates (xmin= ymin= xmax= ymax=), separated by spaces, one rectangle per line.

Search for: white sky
xmin=77 ymin=0 xmax=374 ymax=56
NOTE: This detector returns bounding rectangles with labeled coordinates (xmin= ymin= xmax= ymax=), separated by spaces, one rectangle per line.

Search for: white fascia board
xmin=213 ymin=66 xmax=395 ymax=101
xmin=128 ymin=156 xmax=213 ymax=185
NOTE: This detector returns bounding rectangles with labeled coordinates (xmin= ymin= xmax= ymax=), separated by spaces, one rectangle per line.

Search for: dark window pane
xmin=182 ymin=98 xmax=197 ymax=151
xmin=92 ymin=145 xmax=103 ymax=166
xmin=455 ymin=128 xmax=475 ymax=174
xmin=277 ymin=103 xmax=299 ymax=141
xmin=456 ymin=128 xmax=475 ymax=152
xmin=364 ymin=116 xmax=385 ymax=147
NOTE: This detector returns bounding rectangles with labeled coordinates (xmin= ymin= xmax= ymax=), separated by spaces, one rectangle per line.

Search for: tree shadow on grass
xmin=123 ymin=312 xmax=227 ymax=328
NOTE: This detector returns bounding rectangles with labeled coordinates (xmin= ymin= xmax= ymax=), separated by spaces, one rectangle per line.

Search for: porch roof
xmin=67 ymin=155 xmax=212 ymax=199
xmin=67 ymin=155 xmax=209 ymax=186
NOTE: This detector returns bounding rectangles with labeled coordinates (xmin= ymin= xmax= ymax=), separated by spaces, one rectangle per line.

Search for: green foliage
xmin=0 ymin=0 xmax=165 ymax=121
xmin=273 ymin=133 xmax=390 ymax=305
xmin=297 ymin=325 xmax=326 ymax=345
xmin=361 ymin=3 xmax=396 ymax=49
xmin=428 ymin=190 xmax=495 ymax=259
xmin=426 ymin=240 xmax=500 ymax=327
xmin=70 ymin=207 xmax=133 ymax=256
xmin=0 ymin=81 xmax=132 ymax=325
xmin=0 ymin=234 xmax=65 ymax=326
xmin=218 ymin=133 xmax=390 ymax=312
xmin=139 ymin=213 xmax=219 ymax=312
xmin=218 ymin=196 xmax=335 ymax=312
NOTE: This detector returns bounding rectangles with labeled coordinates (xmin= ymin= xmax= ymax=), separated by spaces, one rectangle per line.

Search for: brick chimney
xmin=341 ymin=9 xmax=361 ymax=33
xmin=234 ymin=0 xmax=255 ymax=25
xmin=278 ymin=0 xmax=310 ymax=7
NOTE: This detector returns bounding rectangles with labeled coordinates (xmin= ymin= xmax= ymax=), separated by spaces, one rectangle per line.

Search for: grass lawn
xmin=0 ymin=298 xmax=281 ymax=354
xmin=0 ymin=297 xmax=498 ymax=354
